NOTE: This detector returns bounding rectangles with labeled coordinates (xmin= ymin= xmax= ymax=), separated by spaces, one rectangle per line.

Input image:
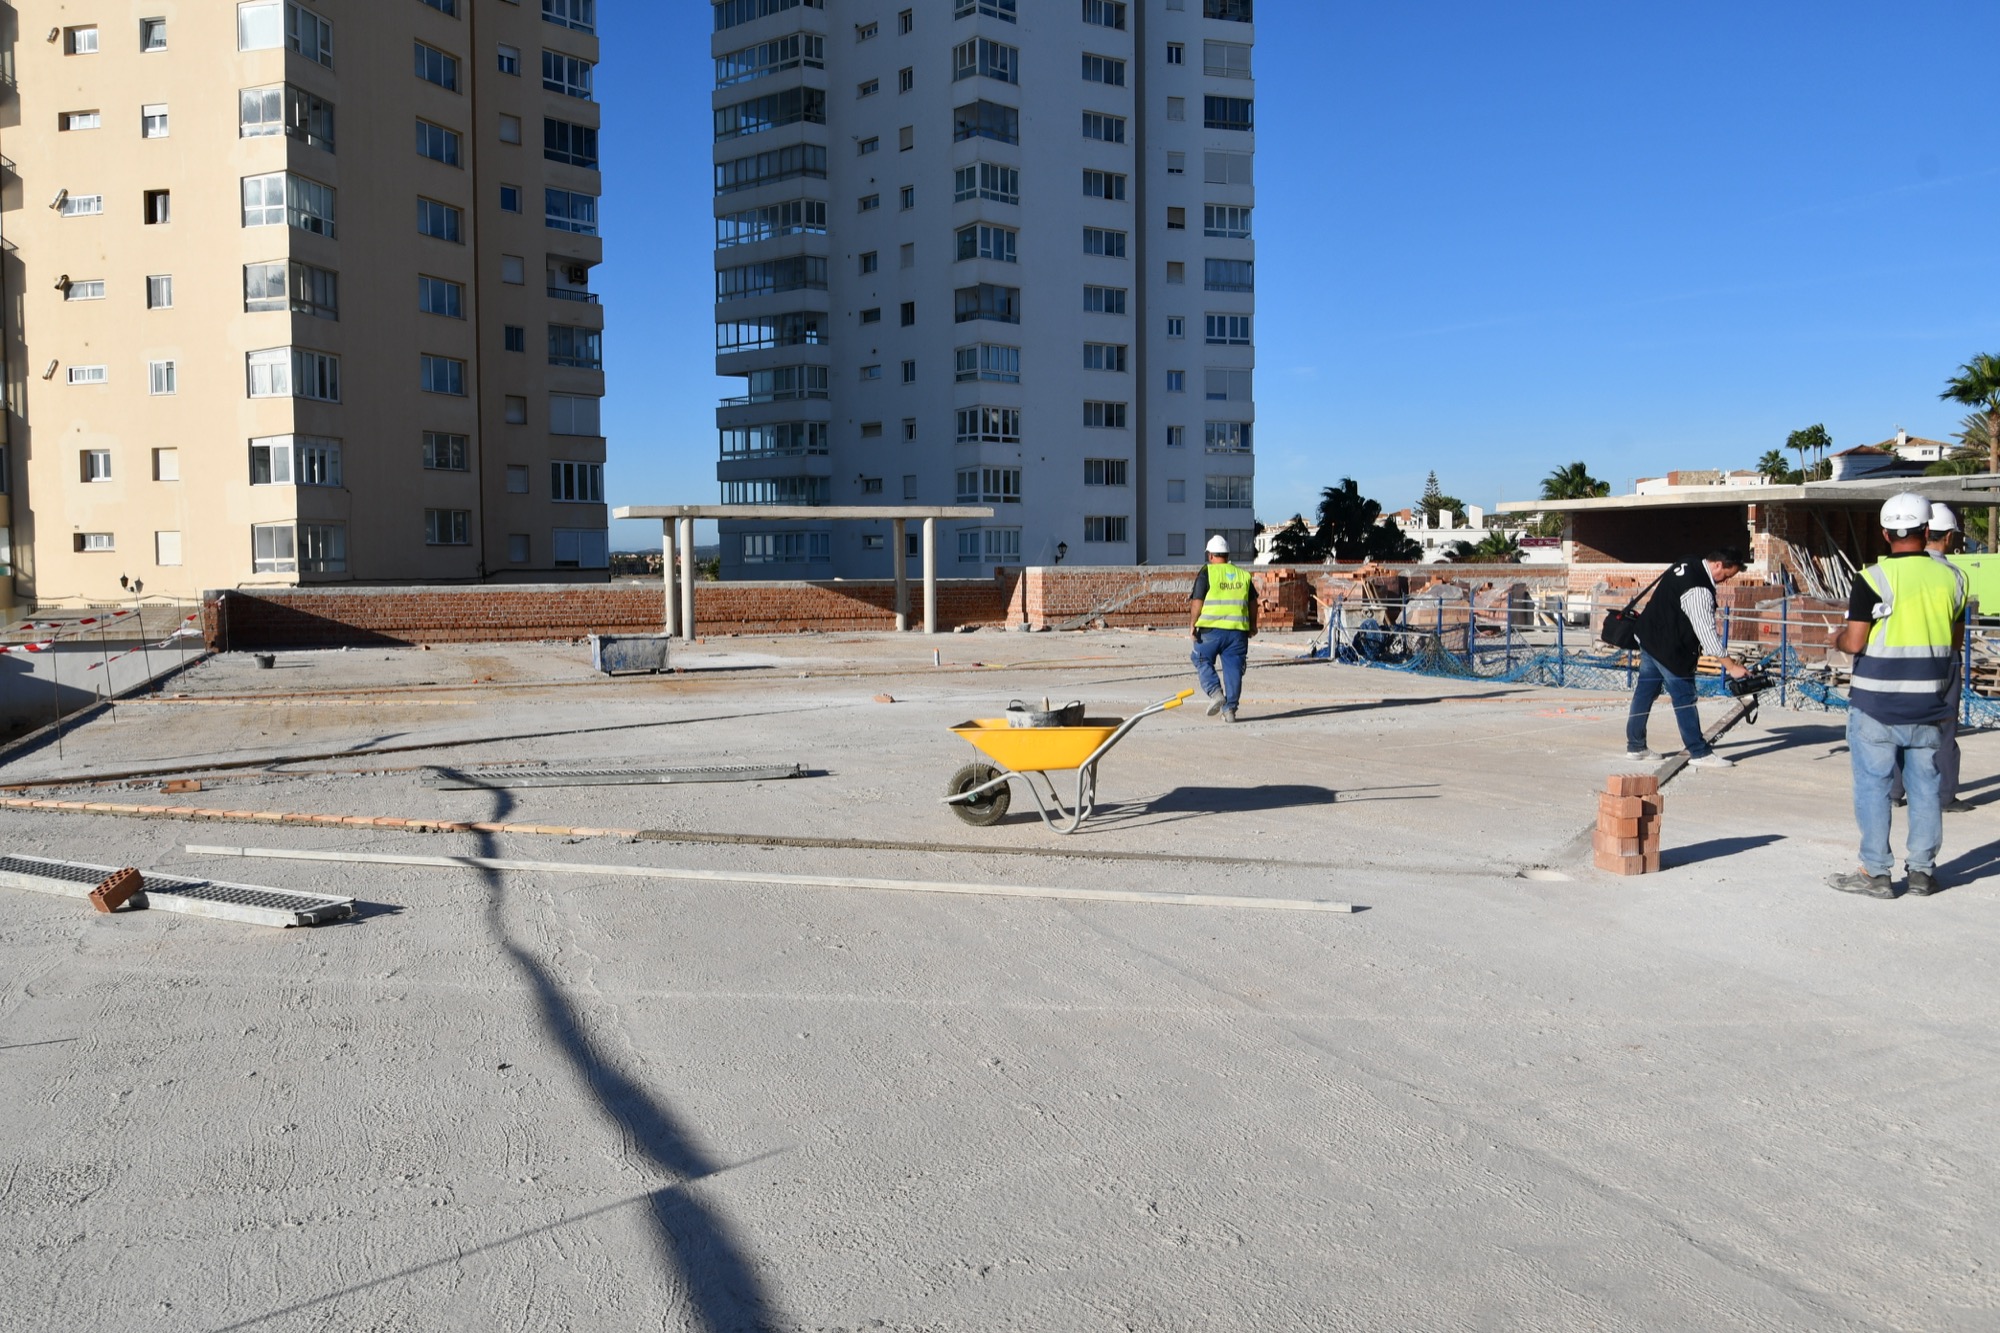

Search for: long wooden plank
xmin=188 ymin=845 xmax=1357 ymax=914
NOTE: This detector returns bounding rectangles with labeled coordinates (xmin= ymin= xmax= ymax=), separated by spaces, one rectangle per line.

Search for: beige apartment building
xmin=0 ymin=0 xmax=608 ymax=608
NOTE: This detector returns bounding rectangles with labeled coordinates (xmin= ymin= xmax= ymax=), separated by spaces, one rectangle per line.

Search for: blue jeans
xmin=1192 ymin=629 xmax=1248 ymax=709
xmin=1890 ymin=673 xmax=1960 ymax=805
xmin=1848 ymin=708 xmax=1943 ymax=876
xmin=1625 ymin=649 xmax=1711 ymax=757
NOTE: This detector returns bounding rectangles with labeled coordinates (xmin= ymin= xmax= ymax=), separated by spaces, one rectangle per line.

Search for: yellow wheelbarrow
xmin=942 ymin=689 xmax=1196 ymax=833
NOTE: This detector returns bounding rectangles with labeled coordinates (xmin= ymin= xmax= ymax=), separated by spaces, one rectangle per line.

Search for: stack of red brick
xmin=1595 ymin=775 xmax=1663 ymax=875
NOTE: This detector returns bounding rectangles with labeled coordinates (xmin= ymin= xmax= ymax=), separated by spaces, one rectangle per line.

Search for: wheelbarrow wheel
xmin=946 ymin=763 xmax=1011 ymax=826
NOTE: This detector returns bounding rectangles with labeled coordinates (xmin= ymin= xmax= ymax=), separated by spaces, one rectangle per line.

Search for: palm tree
xmin=1785 ymin=424 xmax=1831 ymax=480
xmin=1755 ymin=449 xmax=1795 ymax=484
xmin=1942 ymin=354 xmax=2000 ymax=545
xmin=1540 ymin=462 xmax=1609 ymax=501
xmin=1447 ymin=531 xmax=1522 ymax=563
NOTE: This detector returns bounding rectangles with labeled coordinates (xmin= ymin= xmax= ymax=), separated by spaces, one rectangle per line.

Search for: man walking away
xmin=1829 ymin=493 xmax=1967 ymax=899
xmin=1625 ymin=547 xmax=1750 ymax=766
xmin=1890 ymin=502 xmax=1972 ymax=813
xmin=1190 ymin=534 xmax=1256 ymax=723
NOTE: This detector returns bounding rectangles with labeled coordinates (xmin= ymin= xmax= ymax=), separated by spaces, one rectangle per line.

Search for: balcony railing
xmin=718 ymin=388 xmax=830 ymax=407
xmin=548 ymin=286 xmax=599 ymax=303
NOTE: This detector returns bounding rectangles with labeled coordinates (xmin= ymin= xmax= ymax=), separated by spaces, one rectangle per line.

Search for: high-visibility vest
xmin=1196 ymin=562 xmax=1253 ymax=631
xmin=1851 ymin=553 xmax=1965 ymax=725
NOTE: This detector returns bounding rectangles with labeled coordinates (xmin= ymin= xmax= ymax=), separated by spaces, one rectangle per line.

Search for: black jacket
xmin=1634 ymin=557 xmax=1716 ymax=677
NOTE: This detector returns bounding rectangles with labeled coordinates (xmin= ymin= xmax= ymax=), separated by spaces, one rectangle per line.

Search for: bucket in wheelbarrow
xmin=1005 ymin=698 xmax=1084 ymax=728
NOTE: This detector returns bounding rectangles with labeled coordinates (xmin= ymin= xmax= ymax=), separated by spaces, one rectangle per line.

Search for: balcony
xmin=548 ymin=285 xmax=599 ymax=303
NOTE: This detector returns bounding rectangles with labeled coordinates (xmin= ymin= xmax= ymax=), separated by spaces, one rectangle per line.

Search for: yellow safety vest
xmin=1852 ymin=553 xmax=1965 ymax=725
xmin=1196 ymin=563 xmax=1253 ymax=631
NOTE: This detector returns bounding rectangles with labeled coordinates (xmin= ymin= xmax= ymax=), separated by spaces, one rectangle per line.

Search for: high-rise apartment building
xmin=0 ymin=0 xmax=609 ymax=607
xmin=711 ymin=0 xmax=1254 ymax=579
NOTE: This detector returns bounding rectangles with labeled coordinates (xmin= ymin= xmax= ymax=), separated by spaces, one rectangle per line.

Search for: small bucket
xmin=254 ymin=653 xmax=275 ymax=669
xmin=1005 ymin=698 xmax=1084 ymax=728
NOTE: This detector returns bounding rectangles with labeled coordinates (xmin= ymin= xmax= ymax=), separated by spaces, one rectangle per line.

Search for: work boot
xmin=1688 ymin=753 xmax=1736 ymax=769
xmin=1221 ymin=707 xmax=1238 ymax=723
xmin=1205 ymin=691 xmax=1225 ymax=717
xmin=1944 ymin=799 xmax=1975 ymax=814
xmin=1624 ymin=748 xmax=1659 ymax=761
xmin=1825 ymin=868 xmax=1895 ymax=899
xmin=1904 ymin=869 xmax=1941 ymax=896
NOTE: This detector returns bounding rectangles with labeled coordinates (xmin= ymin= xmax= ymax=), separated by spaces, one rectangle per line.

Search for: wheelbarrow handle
xmin=1160 ymin=688 xmax=1197 ymax=711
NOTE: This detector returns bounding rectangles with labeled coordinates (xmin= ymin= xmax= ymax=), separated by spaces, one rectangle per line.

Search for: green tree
xmin=1540 ymin=462 xmax=1610 ymax=501
xmin=1414 ymin=472 xmax=1467 ymax=527
xmin=1941 ymin=353 xmax=2000 ymax=545
xmin=1756 ymin=449 xmax=1800 ymax=484
xmin=1446 ymin=531 xmax=1523 ymax=563
xmin=1315 ymin=479 xmax=1421 ymax=562
xmin=1785 ymin=424 xmax=1831 ymax=478
xmin=1268 ymin=514 xmax=1323 ymax=563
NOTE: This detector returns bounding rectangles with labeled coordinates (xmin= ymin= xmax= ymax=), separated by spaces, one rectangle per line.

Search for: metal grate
xmin=421 ymin=763 xmax=806 ymax=790
xmin=0 ymin=855 xmax=353 ymax=927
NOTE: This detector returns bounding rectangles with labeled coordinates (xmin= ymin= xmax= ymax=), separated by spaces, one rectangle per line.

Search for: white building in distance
xmin=710 ymin=0 xmax=1256 ymax=578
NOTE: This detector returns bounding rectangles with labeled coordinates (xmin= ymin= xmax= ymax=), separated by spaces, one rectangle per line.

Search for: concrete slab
xmin=0 ymin=633 xmax=1995 ymax=1331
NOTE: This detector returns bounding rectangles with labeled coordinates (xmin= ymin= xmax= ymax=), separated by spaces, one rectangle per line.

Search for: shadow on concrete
xmin=1721 ymin=723 xmax=1849 ymax=762
xmin=1250 ymin=690 xmax=1526 ymax=724
xmin=1935 ymin=840 xmax=2000 ymax=888
xmin=1660 ymin=834 xmax=1784 ymax=870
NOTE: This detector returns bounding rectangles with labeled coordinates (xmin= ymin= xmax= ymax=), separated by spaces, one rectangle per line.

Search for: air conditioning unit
xmin=565 ymin=265 xmax=589 ymax=285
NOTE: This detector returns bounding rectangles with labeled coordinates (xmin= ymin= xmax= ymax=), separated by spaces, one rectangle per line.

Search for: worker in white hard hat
xmin=1189 ymin=534 xmax=1256 ymax=722
xmin=1828 ymin=492 xmax=1967 ymax=898
xmin=1889 ymin=501 xmax=1972 ymax=812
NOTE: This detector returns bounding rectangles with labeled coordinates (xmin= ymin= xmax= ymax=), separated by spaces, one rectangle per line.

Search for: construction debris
xmin=1595 ymin=775 xmax=1663 ymax=876
xmin=0 ymin=854 xmax=354 ymax=927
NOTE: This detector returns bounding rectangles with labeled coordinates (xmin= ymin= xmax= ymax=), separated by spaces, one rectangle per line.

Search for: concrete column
xmin=661 ymin=520 xmax=678 ymax=637
xmin=922 ymin=516 xmax=938 ymax=634
xmin=678 ymin=516 xmax=697 ymax=641
xmin=892 ymin=518 xmax=909 ymax=632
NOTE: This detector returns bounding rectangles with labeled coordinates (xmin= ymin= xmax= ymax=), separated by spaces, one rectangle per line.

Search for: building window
xmin=1204 ymin=259 xmax=1254 ymax=293
xmin=900 ymin=185 xmax=915 ymax=209
xmin=423 ymin=432 xmax=470 ymax=471
xmin=148 ymin=361 xmax=177 ymax=396
xmin=1168 ymin=425 xmax=1185 ymax=448
xmin=856 ymin=20 xmax=879 ymax=40
xmin=953 ymin=38 xmax=1019 ymax=85
xmin=903 ymin=421 xmax=919 ymax=443
xmin=1167 ymin=370 xmax=1187 ymax=392
xmin=1167 ymin=96 xmax=1186 ymax=122
xmin=955 ymin=407 xmax=1021 ymax=444
xmin=543 ymin=51 xmax=594 ymax=99
xmin=716 ymin=256 xmax=829 ymax=302
xmin=955 ymin=344 xmax=1021 ymax=383
xmin=717 ymin=199 xmax=827 ymax=247
xmin=861 ymin=365 xmax=883 ymax=381
xmin=299 ymin=524 xmax=346 ymax=573
xmin=956 ymin=467 xmax=1021 ymax=504
xmin=859 ymin=251 xmax=879 ymax=274
xmin=544 ymin=0 xmax=596 ymax=34
xmin=549 ymin=326 xmax=602 ymax=369
xmin=239 ymin=86 xmax=336 ymax=150
xmin=421 ymin=0 xmax=458 ymax=13
xmin=860 ymin=478 xmax=884 ymax=495
xmin=1205 ymin=421 xmax=1252 ymax=452
xmin=244 ymin=261 xmax=338 ymax=319
xmin=251 ymin=523 xmax=295 ymax=572
xmin=1205 ymin=476 xmax=1254 ymax=509
xmin=952 ymin=100 xmax=1019 ymax=144
xmin=415 ymin=42 xmax=460 ymax=92
xmin=1167 ymin=532 xmax=1187 ymax=557
xmin=900 ymin=10 xmax=914 ymax=34
xmin=901 ymin=242 xmax=916 ymax=267
xmin=505 ymin=396 xmax=528 ymax=423
xmin=504 ymin=325 xmax=526 ymax=353
xmin=505 ymin=533 xmax=530 ymax=563
xmin=417 ymin=119 xmax=463 ymax=165
xmin=418 ymin=198 xmax=463 ymax=242
xmin=860 ymin=307 xmax=882 ymax=325
xmin=858 ymin=78 xmax=880 ymax=98
xmin=1168 ymin=206 xmax=1186 ymax=230
xmin=154 ymin=448 xmax=180 ymax=481
xmin=499 ymin=113 xmax=523 ymax=144
xmin=554 ymin=529 xmax=611 ymax=569
xmin=719 ymin=422 xmax=826 ymax=458
xmin=1167 ymin=480 xmax=1187 ymax=503
xmin=1081 ymin=54 xmax=1125 ymax=86
xmin=1204 ymin=151 xmax=1254 ymax=185
xmin=247 ymin=348 xmax=340 ymax=401
xmin=142 ymin=104 xmax=170 ymax=138
xmin=63 ymin=279 xmax=106 ymax=302
xmin=859 ymin=193 xmax=881 ymax=212
xmin=1083 ymin=343 xmax=1128 ymax=373
xmin=501 ymin=184 xmax=522 ymax=212
xmin=858 ymin=136 xmax=880 ymax=156
xmin=1204 ymin=0 xmax=1253 ymax=22
xmin=546 ymin=188 xmax=598 ymax=234
xmin=1083 ymin=402 xmax=1128 ymax=429
xmin=1205 ymin=40 xmax=1252 ymax=77
xmin=551 ymin=461 xmax=604 ymax=503
xmin=249 ymin=435 xmax=342 ymax=486
xmin=954 ymin=284 xmax=1020 ymax=325
xmin=66 ymin=26 xmax=100 ymax=55
xmin=498 ymin=43 xmax=521 ymax=74
xmin=1084 ymin=458 xmax=1129 ymax=486
xmin=955 ymin=223 xmax=1018 ymax=263
xmin=1205 ymin=314 xmax=1252 ymax=345
xmin=62 ymin=110 xmax=101 ymax=131
xmin=901 ymin=359 xmax=917 ymax=383
xmin=76 ymin=533 xmax=116 ymax=553
xmin=426 ymin=509 xmax=472 ymax=545
xmin=1167 ymin=151 xmax=1186 ymax=176
xmin=1081 ymin=111 xmax=1126 ymax=144
xmin=420 ymin=354 xmax=466 ymax=395
xmin=1167 ymin=261 xmax=1186 ymax=284
xmin=551 ymin=394 xmax=602 ymax=435
xmin=1082 ymin=0 xmax=1127 ymax=30
xmin=900 ymin=302 xmax=917 ymax=327
xmin=899 ymin=67 xmax=914 ymax=93
xmin=1204 ymin=369 xmax=1252 ymax=402
xmin=952 ymin=0 xmax=1016 ymax=21
xmin=954 ymin=162 xmax=1020 ymax=204
xmin=956 ymin=528 xmax=1021 ymax=565
xmin=739 ymin=532 xmax=828 ymax=566
xmin=242 ymin=173 xmax=336 ymax=237
xmin=147 ymin=275 xmax=173 ymax=309
xmin=67 ymin=366 xmax=109 ymax=385
xmin=716 ymin=87 xmax=828 ymax=140
xmin=1083 ymin=228 xmax=1127 ymax=258
xmin=1084 ymin=516 xmax=1129 ymax=543
xmin=144 ymin=190 xmax=172 ymax=225
xmin=715 ymin=32 xmax=826 ymax=86
xmin=507 ymin=467 xmax=530 ymax=494
xmin=1083 ymin=170 xmax=1127 ymax=201
xmin=1205 ymin=96 xmax=1254 ymax=132
xmin=1205 ymin=205 xmax=1252 ymax=238
xmin=418 ymin=276 xmax=465 ymax=319
xmin=1083 ymin=285 xmax=1128 ymax=315
xmin=1167 ymin=316 xmax=1185 ymax=337
xmin=1166 ymin=42 xmax=1185 ymax=65
xmin=82 ymin=450 xmax=114 ymax=482
xmin=156 ymin=532 xmax=183 ymax=567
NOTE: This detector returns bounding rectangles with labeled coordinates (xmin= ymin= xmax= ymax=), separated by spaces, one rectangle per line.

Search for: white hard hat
xmin=1205 ymin=535 xmax=1231 ymax=554
xmin=1879 ymin=492 xmax=1930 ymax=535
xmin=1928 ymin=502 xmax=1958 ymax=533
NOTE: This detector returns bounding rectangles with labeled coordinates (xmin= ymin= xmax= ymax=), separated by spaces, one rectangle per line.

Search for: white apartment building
xmin=710 ymin=0 xmax=1255 ymax=578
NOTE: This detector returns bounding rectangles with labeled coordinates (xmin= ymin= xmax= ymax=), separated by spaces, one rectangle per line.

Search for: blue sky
xmin=597 ymin=1 xmax=1997 ymax=548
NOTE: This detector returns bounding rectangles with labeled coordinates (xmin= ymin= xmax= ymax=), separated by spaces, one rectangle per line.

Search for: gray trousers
xmin=1889 ymin=674 xmax=1961 ymax=805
